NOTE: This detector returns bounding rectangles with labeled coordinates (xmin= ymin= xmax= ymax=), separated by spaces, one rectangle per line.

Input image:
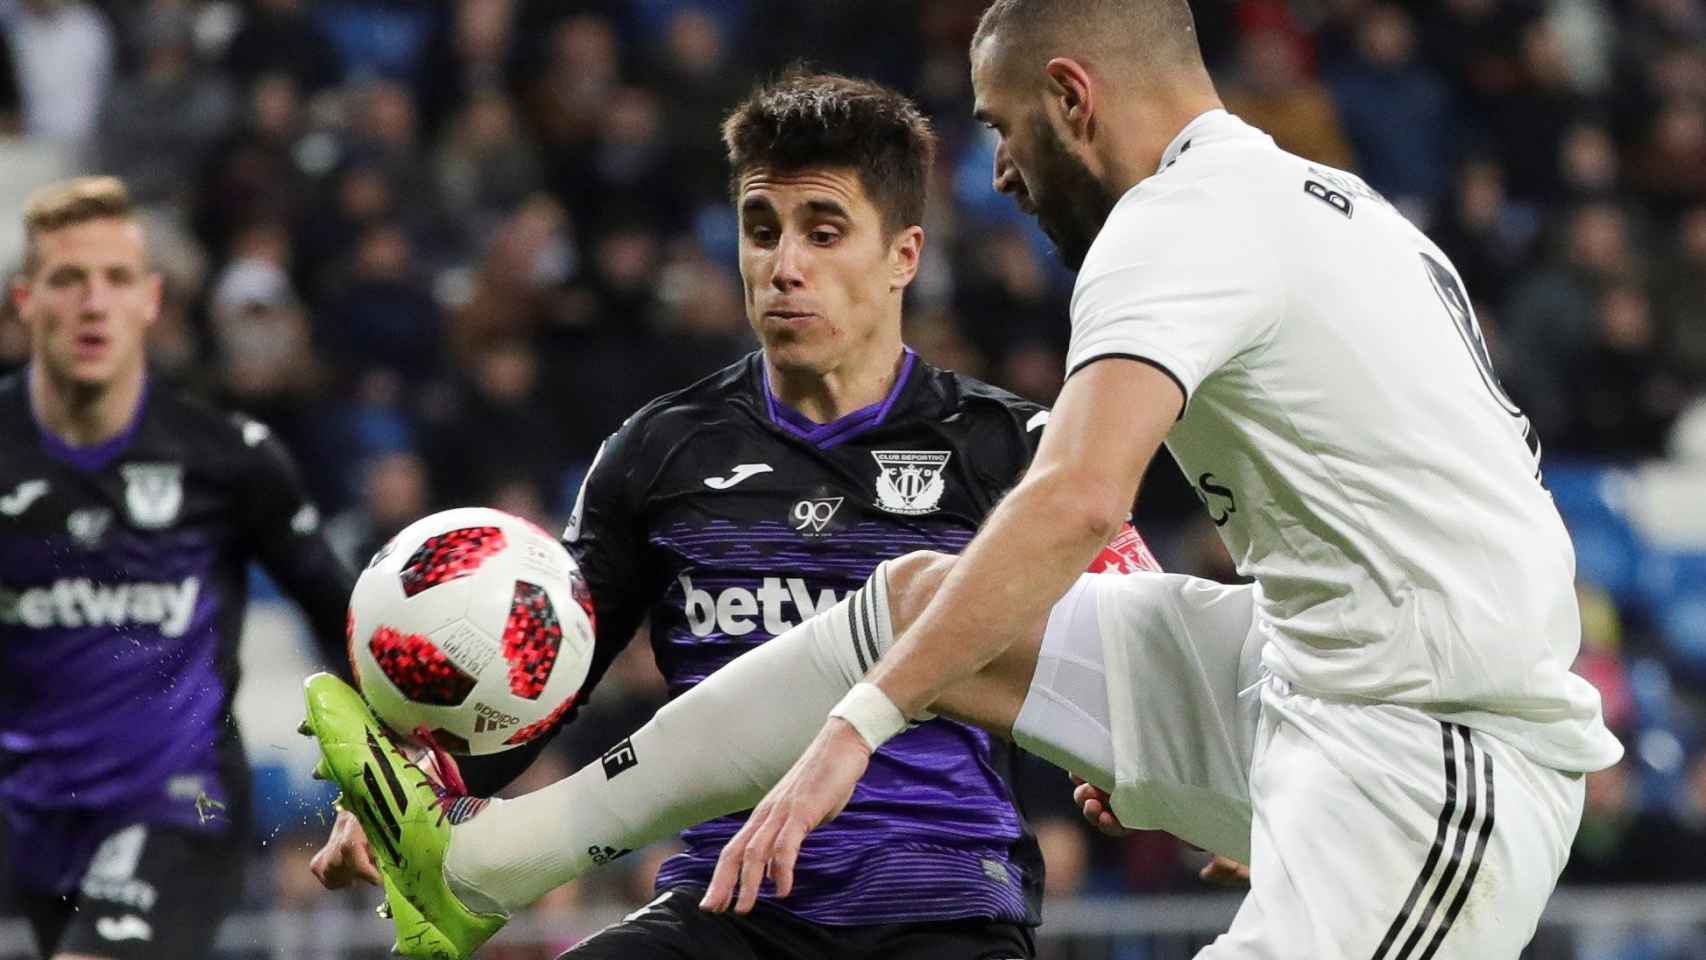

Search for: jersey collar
xmin=28 ymin=364 xmax=150 ymax=472
xmin=1156 ymin=108 xmax=1235 ymax=174
xmin=761 ymin=348 xmax=918 ymax=450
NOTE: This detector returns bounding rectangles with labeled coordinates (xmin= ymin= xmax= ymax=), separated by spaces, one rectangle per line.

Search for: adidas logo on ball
xmin=472 ymin=702 xmax=520 ymax=733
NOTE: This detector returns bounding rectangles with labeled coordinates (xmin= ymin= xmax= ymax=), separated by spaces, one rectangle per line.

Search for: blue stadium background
xmin=2 ymin=0 xmax=1705 ymax=957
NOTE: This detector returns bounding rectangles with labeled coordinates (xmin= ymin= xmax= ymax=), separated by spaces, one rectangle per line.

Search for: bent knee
xmin=881 ymin=550 xmax=955 ymax=630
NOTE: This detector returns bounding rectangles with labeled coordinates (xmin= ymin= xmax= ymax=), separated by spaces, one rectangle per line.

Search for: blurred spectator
xmin=192 ymin=70 xmax=315 ymax=256
xmin=640 ymin=6 xmax=745 ymax=203
xmin=96 ymin=4 xmax=234 ymax=208
xmin=0 ymin=14 xmax=21 ymax=133
xmin=449 ymin=192 xmax=575 ymax=359
xmin=1 ymin=0 xmax=114 ymax=149
xmin=1631 ymin=99 xmax=1706 ymax=208
xmin=320 ymin=222 xmax=444 ymax=385
xmin=1655 ymin=206 xmax=1706 ymax=389
xmin=419 ymin=0 xmax=517 ymax=137
xmin=222 ymin=0 xmax=341 ymax=94
xmin=1325 ymin=4 xmax=1453 ymax=221
xmin=1219 ymin=26 xmax=1354 ymax=170
xmin=310 ymin=0 xmax=442 ymax=86
xmin=425 ymin=338 xmax=568 ymax=511
xmin=1501 ymin=202 xmax=1640 ymax=441
xmin=325 ymin=449 xmax=432 ymax=572
xmin=956 ymin=226 xmax=1060 ymax=372
xmin=1558 ymin=121 xmax=1621 ymax=200
xmin=1486 ymin=19 xmax=1592 ymax=203
xmin=435 ymin=87 xmax=544 ymax=243
xmin=1428 ymin=158 xmax=1538 ymax=309
xmin=1562 ymin=282 xmax=1690 ymax=458
xmin=525 ymin=13 xmax=620 ymax=163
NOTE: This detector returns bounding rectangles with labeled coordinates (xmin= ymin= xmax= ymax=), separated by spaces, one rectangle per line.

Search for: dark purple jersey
xmin=0 ymin=371 xmax=352 ymax=895
xmin=563 ymin=351 xmax=1050 ymax=926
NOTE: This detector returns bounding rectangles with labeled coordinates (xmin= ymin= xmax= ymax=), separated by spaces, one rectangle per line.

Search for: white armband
xmin=828 ymin=682 xmax=909 ymax=752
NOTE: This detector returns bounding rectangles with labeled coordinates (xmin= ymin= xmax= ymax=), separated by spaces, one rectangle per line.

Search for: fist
xmin=310 ymin=808 xmax=380 ymax=889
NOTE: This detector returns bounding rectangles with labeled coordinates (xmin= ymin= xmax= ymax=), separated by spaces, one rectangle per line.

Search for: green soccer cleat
xmin=300 ymin=672 xmax=507 ymax=959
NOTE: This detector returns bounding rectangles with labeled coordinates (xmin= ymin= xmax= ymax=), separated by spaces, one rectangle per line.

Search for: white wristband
xmin=828 ymin=682 xmax=909 ymax=752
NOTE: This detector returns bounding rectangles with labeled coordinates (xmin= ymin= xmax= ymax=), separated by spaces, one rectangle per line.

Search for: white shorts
xmin=1013 ymin=571 xmax=1586 ymax=960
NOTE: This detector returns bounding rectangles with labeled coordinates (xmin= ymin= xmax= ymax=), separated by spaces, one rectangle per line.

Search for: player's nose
xmin=79 ymin=280 xmax=115 ymax=316
xmin=771 ymin=235 xmax=808 ymax=290
xmin=992 ymin=142 xmax=1019 ymax=197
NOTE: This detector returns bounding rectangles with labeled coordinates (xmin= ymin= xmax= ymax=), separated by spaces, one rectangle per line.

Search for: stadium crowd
xmin=3 ymin=0 xmax=1705 ymax=953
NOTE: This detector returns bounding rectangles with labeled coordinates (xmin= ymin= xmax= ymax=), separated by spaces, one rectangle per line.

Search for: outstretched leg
xmin=438 ymin=551 xmax=1044 ymax=915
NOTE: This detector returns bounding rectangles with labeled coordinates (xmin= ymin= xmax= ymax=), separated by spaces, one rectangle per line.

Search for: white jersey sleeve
xmin=1066 ymin=183 xmax=1281 ymax=403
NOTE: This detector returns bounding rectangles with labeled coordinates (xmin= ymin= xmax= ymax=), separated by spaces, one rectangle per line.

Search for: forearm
xmin=867 ymin=465 xmax=1120 ymax=717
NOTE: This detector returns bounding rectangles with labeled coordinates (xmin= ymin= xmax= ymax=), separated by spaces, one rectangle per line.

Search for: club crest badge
xmin=871 ymin=450 xmax=951 ymax=516
xmin=121 ymin=463 xmax=183 ymax=529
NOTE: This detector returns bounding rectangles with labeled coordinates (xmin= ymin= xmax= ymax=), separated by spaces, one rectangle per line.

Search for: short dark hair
xmin=721 ymin=70 xmax=936 ymax=235
xmin=972 ymin=0 xmax=1204 ymax=82
xmin=21 ymin=176 xmax=136 ymax=275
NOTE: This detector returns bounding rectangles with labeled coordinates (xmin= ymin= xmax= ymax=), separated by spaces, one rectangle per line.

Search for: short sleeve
xmin=1065 ymin=188 xmax=1280 ymax=406
xmin=560 ymin=417 xmax=659 ymax=700
xmin=237 ymin=417 xmax=356 ymax=672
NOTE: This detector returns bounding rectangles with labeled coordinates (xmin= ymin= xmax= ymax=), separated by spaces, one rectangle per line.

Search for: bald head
xmin=972 ymin=0 xmax=1208 ymax=89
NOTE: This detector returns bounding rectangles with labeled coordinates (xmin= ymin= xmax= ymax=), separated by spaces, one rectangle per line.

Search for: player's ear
xmin=1044 ymin=57 xmax=1095 ymax=142
xmin=888 ymin=225 xmax=924 ymax=292
xmin=142 ymin=271 xmax=163 ymax=331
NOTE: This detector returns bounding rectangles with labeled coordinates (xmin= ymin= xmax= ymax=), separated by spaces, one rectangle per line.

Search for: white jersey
xmin=1067 ymin=109 xmax=1621 ymax=773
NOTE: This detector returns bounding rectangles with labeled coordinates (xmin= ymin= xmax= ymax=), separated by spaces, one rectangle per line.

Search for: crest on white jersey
xmin=871 ymin=450 xmax=951 ymax=516
xmin=121 ymin=463 xmax=183 ymax=529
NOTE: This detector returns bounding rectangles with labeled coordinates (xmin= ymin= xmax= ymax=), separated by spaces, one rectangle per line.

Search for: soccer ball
xmin=347 ymin=507 xmax=596 ymax=755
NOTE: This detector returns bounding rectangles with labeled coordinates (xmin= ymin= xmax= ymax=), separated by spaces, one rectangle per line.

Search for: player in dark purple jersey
xmin=307 ymin=72 xmax=1160 ymax=959
xmin=1 ymin=177 xmax=354 ymax=960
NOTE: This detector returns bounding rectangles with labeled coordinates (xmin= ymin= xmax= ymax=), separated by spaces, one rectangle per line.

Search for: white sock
xmin=443 ymin=565 xmax=894 ymax=913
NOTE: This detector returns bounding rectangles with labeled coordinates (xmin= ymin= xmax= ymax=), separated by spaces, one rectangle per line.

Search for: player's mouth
xmin=763 ymin=309 xmax=818 ymax=325
xmin=73 ymin=330 xmax=110 ymax=361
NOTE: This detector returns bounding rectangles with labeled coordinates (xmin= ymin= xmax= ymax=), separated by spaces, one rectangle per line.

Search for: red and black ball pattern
xmin=505 ymin=693 xmax=578 ymax=746
xmin=399 ymin=526 xmax=507 ymax=598
xmin=501 ymin=580 xmax=563 ymax=700
xmin=368 ymin=625 xmax=478 ymax=706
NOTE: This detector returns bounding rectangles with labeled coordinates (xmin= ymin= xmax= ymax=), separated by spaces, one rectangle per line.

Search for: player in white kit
xmin=309 ymin=6 xmax=1622 ymax=956
xmin=697 ymin=2 xmax=1624 ymax=957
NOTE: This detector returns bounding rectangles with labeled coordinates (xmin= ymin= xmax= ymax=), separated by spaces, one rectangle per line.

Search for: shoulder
xmin=938 ymin=367 xmax=1048 ymax=431
xmin=615 ymin=353 xmax=757 ymax=445
xmin=1075 ymin=155 xmax=1293 ymax=314
xmin=155 ymin=389 xmax=273 ymax=456
xmin=151 ymin=390 xmax=301 ymax=483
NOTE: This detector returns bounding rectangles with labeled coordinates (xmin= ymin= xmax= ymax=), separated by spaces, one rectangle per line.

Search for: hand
xmin=310 ymin=808 xmax=380 ymax=888
xmin=1071 ymin=775 xmax=1130 ymax=837
xmin=1199 ymin=854 xmax=1251 ymax=887
xmin=700 ymin=719 xmax=871 ymax=915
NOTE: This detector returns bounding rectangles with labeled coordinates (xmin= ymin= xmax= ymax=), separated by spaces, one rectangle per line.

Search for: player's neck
xmin=1100 ymin=88 xmax=1225 ymax=196
xmin=29 ymin=361 xmax=146 ymax=448
xmin=766 ymin=341 xmax=908 ymax=425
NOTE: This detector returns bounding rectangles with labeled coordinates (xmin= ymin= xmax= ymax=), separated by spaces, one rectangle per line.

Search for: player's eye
xmin=747 ymin=225 xmax=778 ymax=247
xmin=809 ymin=228 xmax=840 ymax=245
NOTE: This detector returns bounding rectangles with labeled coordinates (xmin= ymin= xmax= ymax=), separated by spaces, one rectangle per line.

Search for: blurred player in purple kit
xmin=1 ymin=176 xmax=354 ymax=960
